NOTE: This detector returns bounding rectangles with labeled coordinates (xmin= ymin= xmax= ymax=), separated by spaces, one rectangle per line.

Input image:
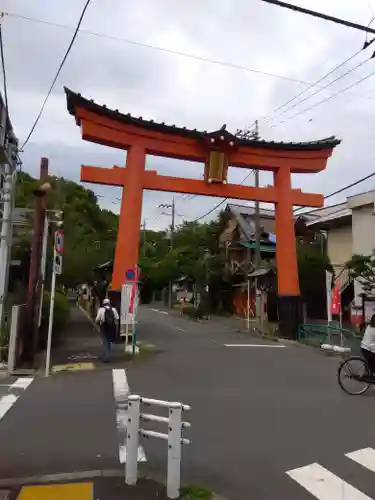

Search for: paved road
xmin=2 ymin=306 xmax=375 ymax=499
xmin=126 ymin=306 xmax=375 ymax=499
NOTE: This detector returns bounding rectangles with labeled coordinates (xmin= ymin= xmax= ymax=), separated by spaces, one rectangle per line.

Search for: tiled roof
xmin=226 ymin=203 xmax=275 ymax=218
xmin=65 ymin=88 xmax=341 ymax=151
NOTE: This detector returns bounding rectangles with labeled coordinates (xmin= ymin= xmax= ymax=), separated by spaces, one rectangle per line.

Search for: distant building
xmin=218 ymin=203 xmax=317 ymax=319
xmin=306 ymin=189 xmax=375 ymax=312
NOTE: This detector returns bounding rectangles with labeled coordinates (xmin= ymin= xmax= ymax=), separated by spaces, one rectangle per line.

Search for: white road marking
xmin=10 ymin=377 xmax=34 ymax=390
xmin=0 ymin=377 xmax=34 ymax=422
xmin=149 ymin=308 xmax=168 ymax=315
xmin=223 ymin=344 xmax=286 ymax=348
xmin=286 ymin=462 xmax=371 ymax=499
xmin=0 ymin=394 xmax=18 ymax=420
xmin=111 ymin=369 xmax=146 ymax=464
xmin=165 ymin=324 xmax=187 ymax=333
xmin=346 ymin=448 xmax=375 ymax=473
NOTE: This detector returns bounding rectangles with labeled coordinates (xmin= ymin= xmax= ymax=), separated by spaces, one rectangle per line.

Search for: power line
xmin=266 ymin=54 xmax=372 ymax=124
xmin=272 ymin=63 xmax=375 ymax=127
xmin=4 ymin=10 xmax=372 ymax=91
xmin=261 ymin=0 xmax=375 ymax=34
xmin=19 ymin=0 xmax=92 ymax=150
xmin=294 ymin=169 xmax=375 ymax=214
xmin=264 ymin=49 xmax=364 ymax=123
xmin=0 ymin=24 xmax=9 ymax=117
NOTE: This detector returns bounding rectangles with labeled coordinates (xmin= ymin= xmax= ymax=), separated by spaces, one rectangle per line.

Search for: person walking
xmin=95 ymin=298 xmax=119 ymax=362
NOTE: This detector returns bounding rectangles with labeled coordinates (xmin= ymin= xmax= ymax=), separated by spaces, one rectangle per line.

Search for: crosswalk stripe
xmin=10 ymin=377 xmax=34 ymax=390
xmin=286 ymin=462 xmax=372 ymax=499
xmin=346 ymin=448 xmax=375 ymax=473
xmin=0 ymin=394 xmax=18 ymax=420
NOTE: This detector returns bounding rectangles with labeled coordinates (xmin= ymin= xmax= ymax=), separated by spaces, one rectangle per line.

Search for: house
xmin=219 ymin=203 xmax=317 ymax=319
xmin=219 ymin=203 xmax=277 ymax=278
xmin=219 ymin=203 xmax=316 ymax=277
xmin=306 ymin=189 xmax=375 ymax=318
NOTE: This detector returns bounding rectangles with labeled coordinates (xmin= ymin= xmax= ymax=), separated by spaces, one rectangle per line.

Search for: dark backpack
xmin=103 ymin=307 xmax=116 ymax=331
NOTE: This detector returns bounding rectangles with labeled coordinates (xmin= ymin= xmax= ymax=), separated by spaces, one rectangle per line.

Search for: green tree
xmin=347 ymin=251 xmax=375 ymax=295
xmin=14 ymin=171 xmax=119 ymax=288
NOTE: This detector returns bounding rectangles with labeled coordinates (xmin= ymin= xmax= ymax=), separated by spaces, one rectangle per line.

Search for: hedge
xmin=40 ymin=291 xmax=70 ymax=346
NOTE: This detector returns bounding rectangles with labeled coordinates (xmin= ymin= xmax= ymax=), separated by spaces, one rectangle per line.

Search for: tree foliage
xmin=14 ymin=171 xmax=118 ymax=287
xmin=139 ymin=216 xmax=229 ymax=291
xmin=347 ymin=251 xmax=375 ymax=295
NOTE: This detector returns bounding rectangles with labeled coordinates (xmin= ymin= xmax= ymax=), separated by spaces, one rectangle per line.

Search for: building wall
xmin=351 ymin=204 xmax=375 ymax=305
xmin=326 ymin=224 xmax=353 ymax=267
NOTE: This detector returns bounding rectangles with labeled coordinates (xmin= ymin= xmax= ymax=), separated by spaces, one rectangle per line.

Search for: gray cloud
xmin=3 ymin=0 xmax=375 ymax=229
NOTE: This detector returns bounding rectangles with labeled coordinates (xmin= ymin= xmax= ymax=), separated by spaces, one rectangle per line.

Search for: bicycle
xmin=338 ymin=356 xmax=375 ymax=395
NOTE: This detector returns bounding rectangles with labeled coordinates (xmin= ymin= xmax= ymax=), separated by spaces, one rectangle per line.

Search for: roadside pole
xmin=45 ymin=252 xmax=56 ymax=377
xmin=0 ymin=161 xmax=14 ymax=330
xmin=45 ymin=230 xmax=63 ymax=377
xmin=253 ymin=121 xmax=261 ymax=321
xmin=37 ymin=216 xmax=49 ymax=328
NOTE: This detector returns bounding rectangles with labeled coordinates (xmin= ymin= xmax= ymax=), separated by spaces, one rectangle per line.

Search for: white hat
xmin=103 ymin=298 xmax=110 ymax=305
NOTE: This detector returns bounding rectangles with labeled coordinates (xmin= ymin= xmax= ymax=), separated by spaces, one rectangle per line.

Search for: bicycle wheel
xmin=338 ymin=356 xmax=371 ymax=395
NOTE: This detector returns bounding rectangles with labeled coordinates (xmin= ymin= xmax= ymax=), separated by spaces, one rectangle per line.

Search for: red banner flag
xmin=129 ymin=266 xmax=140 ymax=314
xmin=331 ymin=282 xmax=341 ymax=315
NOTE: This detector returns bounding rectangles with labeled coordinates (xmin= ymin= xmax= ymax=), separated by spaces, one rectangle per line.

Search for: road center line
xmin=165 ymin=324 xmax=187 ymax=333
xmin=223 ymin=344 xmax=286 ymax=348
xmin=149 ymin=308 xmax=169 ymax=315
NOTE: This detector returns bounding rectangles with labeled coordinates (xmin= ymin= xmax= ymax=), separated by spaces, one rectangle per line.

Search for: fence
xmin=126 ymin=394 xmax=191 ymax=499
xmin=298 ymin=323 xmax=362 ymax=354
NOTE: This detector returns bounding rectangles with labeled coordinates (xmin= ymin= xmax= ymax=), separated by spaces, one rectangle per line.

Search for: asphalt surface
xmin=2 ymin=305 xmax=375 ymax=499
xmin=127 ymin=306 xmax=375 ymax=499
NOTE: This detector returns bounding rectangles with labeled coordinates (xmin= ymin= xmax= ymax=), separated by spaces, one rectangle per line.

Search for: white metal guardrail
xmin=126 ymin=394 xmax=191 ymax=499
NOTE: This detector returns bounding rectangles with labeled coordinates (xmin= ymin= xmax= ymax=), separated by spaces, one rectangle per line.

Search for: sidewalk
xmin=3 ymin=477 xmax=169 ymax=500
xmin=5 ymin=476 xmax=224 ymax=500
xmin=48 ymin=303 xmax=103 ymax=372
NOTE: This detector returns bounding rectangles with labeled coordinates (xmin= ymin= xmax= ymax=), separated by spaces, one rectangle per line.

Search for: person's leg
xmin=100 ymin=330 xmax=110 ymax=361
xmin=368 ymin=351 xmax=375 ymax=374
xmin=361 ymin=348 xmax=375 ymax=374
xmin=106 ymin=336 xmax=112 ymax=360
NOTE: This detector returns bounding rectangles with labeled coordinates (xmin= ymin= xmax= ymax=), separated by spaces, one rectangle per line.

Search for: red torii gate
xmin=65 ymin=88 xmax=340 ymax=337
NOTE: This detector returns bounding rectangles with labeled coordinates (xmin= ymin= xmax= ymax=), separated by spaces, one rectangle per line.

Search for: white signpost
xmin=121 ymin=282 xmax=139 ymax=350
xmin=325 ymin=270 xmax=333 ymax=324
xmin=45 ymin=230 xmax=64 ymax=376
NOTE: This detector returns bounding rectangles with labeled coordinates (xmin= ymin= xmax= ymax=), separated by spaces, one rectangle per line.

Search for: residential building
xmin=306 ymin=189 xmax=375 ymax=315
xmin=218 ymin=203 xmax=318 ymax=319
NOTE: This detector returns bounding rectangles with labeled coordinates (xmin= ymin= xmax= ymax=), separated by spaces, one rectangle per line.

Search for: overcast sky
xmin=3 ymin=0 xmax=375 ymax=230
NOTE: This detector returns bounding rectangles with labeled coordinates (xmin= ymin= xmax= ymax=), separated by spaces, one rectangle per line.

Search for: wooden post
xmin=22 ymin=158 xmax=49 ymax=365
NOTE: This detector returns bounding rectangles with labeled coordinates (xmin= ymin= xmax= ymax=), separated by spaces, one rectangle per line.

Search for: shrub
xmin=40 ymin=291 xmax=70 ymax=346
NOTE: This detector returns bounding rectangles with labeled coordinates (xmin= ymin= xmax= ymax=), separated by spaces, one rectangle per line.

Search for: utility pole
xmin=169 ymin=197 xmax=175 ymax=309
xmin=253 ymin=121 xmax=261 ymax=321
xmin=22 ymin=158 xmax=50 ymax=366
xmin=0 ymin=160 xmax=15 ymax=330
xmin=142 ymin=219 xmax=146 ymax=256
xmin=159 ymin=198 xmax=175 ymax=308
xmin=253 ymin=120 xmax=261 ymax=270
xmin=0 ymin=95 xmax=17 ymax=332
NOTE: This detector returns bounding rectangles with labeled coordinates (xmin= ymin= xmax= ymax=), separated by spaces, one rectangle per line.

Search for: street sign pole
xmin=45 ymin=249 xmax=57 ymax=377
xmin=45 ymin=230 xmax=63 ymax=376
